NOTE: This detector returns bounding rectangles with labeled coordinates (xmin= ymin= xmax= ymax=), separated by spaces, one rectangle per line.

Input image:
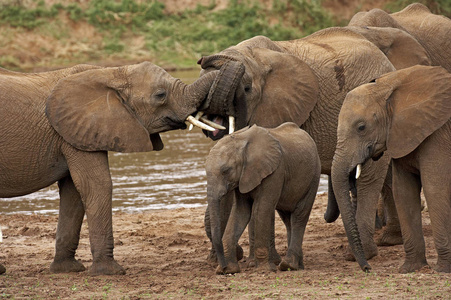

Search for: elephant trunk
xmin=185 ymin=70 xmax=220 ymax=112
xmin=324 ymin=176 xmax=340 ymax=223
xmin=331 ymin=151 xmax=371 ymax=272
xmin=208 ymin=188 xmax=227 ymax=271
xmin=197 ymin=56 xmax=247 ymax=140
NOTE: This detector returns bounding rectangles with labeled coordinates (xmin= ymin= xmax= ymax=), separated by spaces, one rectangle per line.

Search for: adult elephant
xmin=322 ymin=24 xmax=433 ymax=248
xmin=323 ymin=1 xmax=451 ymax=252
xmin=0 ymin=61 xmax=244 ymax=275
xmin=349 ymin=3 xmax=451 ymax=72
xmin=334 ymin=65 xmax=451 ymax=273
xmin=200 ymin=26 xmax=430 ymax=271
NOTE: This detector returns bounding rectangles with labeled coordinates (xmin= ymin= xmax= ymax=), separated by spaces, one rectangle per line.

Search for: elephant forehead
xmin=128 ymin=63 xmax=171 ymax=87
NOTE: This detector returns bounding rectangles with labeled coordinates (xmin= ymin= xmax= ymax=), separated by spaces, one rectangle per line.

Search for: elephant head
xmin=346 ymin=26 xmax=430 ymax=70
xmin=46 ymin=61 xmax=244 ymax=152
xmin=198 ymin=36 xmax=319 ymax=140
xmin=331 ymin=65 xmax=451 ymax=271
xmin=206 ymin=124 xmax=282 ymax=271
xmin=349 ymin=3 xmax=451 ymax=73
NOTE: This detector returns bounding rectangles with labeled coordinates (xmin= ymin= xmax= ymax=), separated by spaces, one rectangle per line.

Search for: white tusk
xmin=228 ymin=116 xmax=235 ymax=134
xmin=188 ymin=111 xmax=204 ymax=131
xmin=200 ymin=117 xmax=226 ymax=130
xmin=355 ymin=164 xmax=362 ymax=179
xmin=186 ymin=115 xmax=215 ymax=132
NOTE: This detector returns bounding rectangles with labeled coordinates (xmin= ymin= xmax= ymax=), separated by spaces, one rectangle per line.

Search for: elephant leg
xmin=277 ymin=210 xmax=292 ymax=248
xmin=392 ymin=162 xmax=428 ymax=273
xmin=220 ymin=194 xmax=251 ymax=274
xmin=64 ymin=149 xmax=125 ymax=276
xmin=421 ymin=166 xmax=451 ymax=273
xmin=205 ymin=199 xmax=243 ymax=265
xmin=270 ymin=212 xmax=281 ymax=265
xmin=50 ymin=176 xmax=86 ymax=273
xmin=377 ymin=166 xmax=403 ymax=246
xmin=279 ymin=187 xmax=316 ymax=271
xmin=203 ymin=207 xmax=217 ymax=265
xmin=252 ymin=199 xmax=277 ymax=272
xmin=248 ymin=211 xmax=281 ymax=268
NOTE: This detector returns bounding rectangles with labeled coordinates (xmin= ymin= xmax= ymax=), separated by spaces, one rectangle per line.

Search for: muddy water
xmin=1 ymin=70 xmax=327 ymax=214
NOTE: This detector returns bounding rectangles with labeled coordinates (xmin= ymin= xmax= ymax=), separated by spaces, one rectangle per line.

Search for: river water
xmin=0 ymin=69 xmax=327 ymax=214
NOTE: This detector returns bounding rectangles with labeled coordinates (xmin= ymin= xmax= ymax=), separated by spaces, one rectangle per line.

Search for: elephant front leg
xmin=219 ymin=195 xmax=252 ymax=274
xmin=50 ymin=176 xmax=86 ymax=273
xmin=377 ymin=166 xmax=403 ymax=247
xmin=252 ymin=201 xmax=277 ymax=273
xmin=247 ymin=211 xmax=281 ymax=268
xmin=392 ymin=162 xmax=428 ymax=273
xmin=65 ymin=149 xmax=125 ymax=275
xmin=422 ymin=166 xmax=451 ymax=273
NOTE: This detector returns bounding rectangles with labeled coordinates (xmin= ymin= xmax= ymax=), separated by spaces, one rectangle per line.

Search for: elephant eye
xmin=244 ymin=85 xmax=252 ymax=93
xmin=358 ymin=124 xmax=366 ymax=132
xmin=154 ymin=89 xmax=167 ymax=101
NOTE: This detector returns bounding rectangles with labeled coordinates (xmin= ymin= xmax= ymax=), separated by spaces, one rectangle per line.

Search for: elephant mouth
xmin=372 ymin=150 xmax=385 ymax=161
xmin=202 ymin=115 xmax=229 ymax=140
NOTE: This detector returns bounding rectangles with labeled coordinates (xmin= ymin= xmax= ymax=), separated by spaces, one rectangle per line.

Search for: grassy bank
xmin=0 ymin=0 xmax=449 ymax=71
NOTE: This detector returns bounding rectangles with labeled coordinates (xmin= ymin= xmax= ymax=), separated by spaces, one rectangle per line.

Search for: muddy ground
xmin=0 ymin=193 xmax=449 ymax=299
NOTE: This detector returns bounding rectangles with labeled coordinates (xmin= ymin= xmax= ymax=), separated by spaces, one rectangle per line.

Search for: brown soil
xmin=1 ymin=193 xmax=450 ymax=299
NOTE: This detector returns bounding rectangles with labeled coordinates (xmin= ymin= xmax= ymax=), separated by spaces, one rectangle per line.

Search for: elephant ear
xmin=46 ymin=67 xmax=158 ymax=153
xmin=348 ymin=8 xmax=404 ymax=29
xmin=239 ymin=125 xmax=282 ymax=194
xmin=249 ymin=47 xmax=319 ymax=128
xmin=380 ymin=66 xmax=451 ymax=158
xmin=348 ymin=26 xmax=430 ymax=69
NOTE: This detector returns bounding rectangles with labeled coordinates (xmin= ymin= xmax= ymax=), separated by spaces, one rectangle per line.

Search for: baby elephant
xmin=206 ymin=123 xmax=321 ymax=274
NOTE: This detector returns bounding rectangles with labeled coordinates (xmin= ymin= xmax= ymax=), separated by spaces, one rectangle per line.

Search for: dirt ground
xmin=1 ymin=193 xmax=450 ymax=299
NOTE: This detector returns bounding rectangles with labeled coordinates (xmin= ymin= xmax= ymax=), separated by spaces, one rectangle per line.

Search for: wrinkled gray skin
xmin=201 ymin=26 xmax=431 ymax=271
xmin=324 ymin=2 xmax=451 ymax=258
xmin=207 ymin=123 xmax=320 ymax=274
xmin=349 ymin=3 xmax=451 ymax=72
xmin=334 ymin=65 xmax=451 ymax=273
xmin=0 ymin=61 xmax=243 ymax=275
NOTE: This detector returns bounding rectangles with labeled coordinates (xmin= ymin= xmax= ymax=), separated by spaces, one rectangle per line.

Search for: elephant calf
xmin=206 ymin=123 xmax=321 ymax=274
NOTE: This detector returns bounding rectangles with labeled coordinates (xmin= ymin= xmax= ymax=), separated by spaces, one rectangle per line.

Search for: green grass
xmin=1 ymin=0 xmax=450 ymax=71
xmin=0 ymin=0 xmax=337 ymax=70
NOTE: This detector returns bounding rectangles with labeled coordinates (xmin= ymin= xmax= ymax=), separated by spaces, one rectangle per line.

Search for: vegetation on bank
xmin=0 ymin=0 xmax=450 ymax=71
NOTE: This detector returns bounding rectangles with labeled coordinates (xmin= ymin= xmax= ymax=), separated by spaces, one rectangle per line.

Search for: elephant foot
xmin=270 ymin=249 xmax=281 ymax=266
xmin=0 ymin=263 xmax=6 ymax=275
xmin=246 ymin=258 xmax=256 ymax=268
xmin=89 ymin=259 xmax=125 ymax=276
xmin=279 ymin=256 xmax=303 ymax=271
xmin=246 ymin=251 xmax=280 ymax=268
xmin=207 ymin=245 xmax=243 ymax=266
xmin=377 ymin=228 xmax=403 ymax=246
xmin=399 ymin=259 xmax=428 ymax=273
xmin=216 ymin=262 xmax=240 ymax=275
xmin=435 ymin=258 xmax=451 ymax=273
xmin=206 ymin=248 xmax=218 ymax=266
xmin=50 ymin=258 xmax=86 ymax=273
xmin=345 ymin=243 xmax=378 ymax=262
xmin=255 ymin=261 xmax=277 ymax=273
